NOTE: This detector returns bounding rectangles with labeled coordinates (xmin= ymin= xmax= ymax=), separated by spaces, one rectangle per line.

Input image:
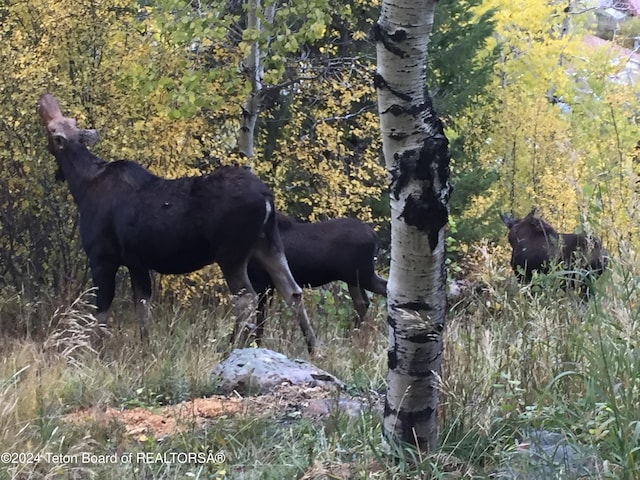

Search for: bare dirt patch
xmin=64 ymin=396 xmax=243 ymax=440
xmin=63 ymin=384 xmax=380 ymax=441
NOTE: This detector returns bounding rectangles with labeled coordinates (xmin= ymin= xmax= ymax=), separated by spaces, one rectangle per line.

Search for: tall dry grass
xmin=1 ymin=254 xmax=639 ymax=478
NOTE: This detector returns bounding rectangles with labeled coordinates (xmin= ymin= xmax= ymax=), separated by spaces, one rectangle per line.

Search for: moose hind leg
xmin=129 ymin=266 xmax=152 ymax=339
xmin=253 ymin=246 xmax=317 ymax=354
xmin=255 ymin=292 xmax=274 ymax=347
xmin=348 ymin=284 xmax=370 ymax=327
xmin=221 ymin=262 xmax=259 ymax=349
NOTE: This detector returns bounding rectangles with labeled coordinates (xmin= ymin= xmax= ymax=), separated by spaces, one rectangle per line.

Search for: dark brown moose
xmin=37 ymin=93 xmax=317 ymax=352
xmin=500 ymin=208 xmax=608 ymax=290
xmin=247 ymin=213 xmax=387 ymax=337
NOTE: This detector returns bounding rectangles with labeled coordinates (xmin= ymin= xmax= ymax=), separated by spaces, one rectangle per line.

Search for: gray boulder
xmin=497 ymin=429 xmax=603 ymax=479
xmin=211 ymin=348 xmax=344 ymax=395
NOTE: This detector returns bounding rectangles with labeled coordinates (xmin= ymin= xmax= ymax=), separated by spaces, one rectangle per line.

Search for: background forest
xmin=2 ymin=0 xmax=640 ymax=478
xmin=2 ymin=0 xmax=640 ymax=304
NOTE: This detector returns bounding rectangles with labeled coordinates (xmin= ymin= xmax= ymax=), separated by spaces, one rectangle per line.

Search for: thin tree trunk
xmin=238 ymin=0 xmax=275 ymax=164
xmin=374 ymin=0 xmax=451 ymax=453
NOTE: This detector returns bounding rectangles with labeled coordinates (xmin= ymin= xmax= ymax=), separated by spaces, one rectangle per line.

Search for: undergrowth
xmin=1 ymin=254 xmax=639 ymax=479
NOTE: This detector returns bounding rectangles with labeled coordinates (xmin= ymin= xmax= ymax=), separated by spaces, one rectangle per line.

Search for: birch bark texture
xmin=238 ymin=0 xmax=275 ymax=161
xmin=374 ymin=0 xmax=451 ymax=452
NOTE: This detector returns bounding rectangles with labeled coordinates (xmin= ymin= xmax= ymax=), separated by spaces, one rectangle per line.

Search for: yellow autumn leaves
xmin=1 ymin=0 xmax=638 ymax=304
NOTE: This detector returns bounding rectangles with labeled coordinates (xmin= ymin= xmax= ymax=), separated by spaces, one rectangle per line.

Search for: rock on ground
xmin=497 ymin=429 xmax=603 ymax=479
xmin=211 ymin=348 xmax=345 ymax=395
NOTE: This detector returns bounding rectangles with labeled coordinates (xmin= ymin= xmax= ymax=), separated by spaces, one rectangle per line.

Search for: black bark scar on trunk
xmin=388 ymin=340 xmax=443 ymax=372
xmin=406 ymin=329 xmax=443 ymax=344
xmin=384 ymin=402 xmax=435 ymax=422
xmin=384 ymin=402 xmax=435 ymax=445
xmin=383 ymin=427 xmax=432 ymax=450
xmin=371 ymin=23 xmax=408 ymax=58
xmin=388 ymin=314 xmax=443 ymax=371
xmin=389 ymin=106 xmax=451 ymax=250
xmin=388 ymin=348 xmax=398 ymax=369
xmin=396 ymin=300 xmax=430 ymax=311
xmin=374 ymin=73 xmax=412 ymax=104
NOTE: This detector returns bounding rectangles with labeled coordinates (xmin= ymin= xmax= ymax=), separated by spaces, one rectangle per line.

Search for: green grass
xmin=1 ymin=256 xmax=640 ymax=479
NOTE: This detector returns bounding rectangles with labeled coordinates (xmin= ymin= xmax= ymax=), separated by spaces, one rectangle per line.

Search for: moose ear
xmin=500 ymin=213 xmax=517 ymax=229
xmin=47 ymin=132 xmax=68 ymax=153
xmin=79 ymin=128 xmax=100 ymax=147
xmin=38 ymin=93 xmax=64 ymax=124
xmin=525 ymin=208 xmax=537 ymax=219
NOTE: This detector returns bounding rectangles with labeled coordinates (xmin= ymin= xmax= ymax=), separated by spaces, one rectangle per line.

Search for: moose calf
xmin=247 ymin=213 xmax=387 ymax=336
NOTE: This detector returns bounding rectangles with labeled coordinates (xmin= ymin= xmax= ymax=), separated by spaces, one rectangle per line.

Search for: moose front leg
xmin=129 ymin=266 xmax=152 ymax=339
xmin=91 ymin=261 xmax=118 ymax=328
xmin=233 ymin=290 xmax=258 ymax=348
xmin=348 ymin=285 xmax=370 ymax=327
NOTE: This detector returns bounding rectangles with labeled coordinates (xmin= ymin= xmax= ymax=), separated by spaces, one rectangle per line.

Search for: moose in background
xmin=500 ymin=208 xmax=608 ymax=292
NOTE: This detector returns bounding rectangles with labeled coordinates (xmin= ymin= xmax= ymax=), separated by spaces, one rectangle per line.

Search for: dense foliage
xmin=0 ymin=0 xmax=495 ymax=304
xmin=1 ymin=0 xmax=639 ymax=303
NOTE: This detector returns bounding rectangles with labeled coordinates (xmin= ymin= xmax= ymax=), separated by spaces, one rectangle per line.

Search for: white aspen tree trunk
xmin=374 ymin=0 xmax=451 ymax=452
xmin=238 ymin=0 xmax=275 ymax=163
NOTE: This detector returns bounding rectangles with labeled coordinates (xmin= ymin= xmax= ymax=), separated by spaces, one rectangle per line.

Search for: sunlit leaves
xmin=471 ymin=0 xmax=640 ymax=251
xmin=256 ymin=67 xmax=386 ymax=223
xmin=0 ymin=0 xmax=391 ymax=302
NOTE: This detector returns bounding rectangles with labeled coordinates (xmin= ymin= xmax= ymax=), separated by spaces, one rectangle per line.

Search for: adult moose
xmin=37 ymin=93 xmax=317 ymax=352
xmin=500 ymin=208 xmax=608 ymax=291
xmin=247 ymin=213 xmax=388 ymax=337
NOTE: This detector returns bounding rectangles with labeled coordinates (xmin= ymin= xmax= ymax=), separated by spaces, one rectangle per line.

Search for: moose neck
xmin=55 ymin=142 xmax=108 ymax=206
